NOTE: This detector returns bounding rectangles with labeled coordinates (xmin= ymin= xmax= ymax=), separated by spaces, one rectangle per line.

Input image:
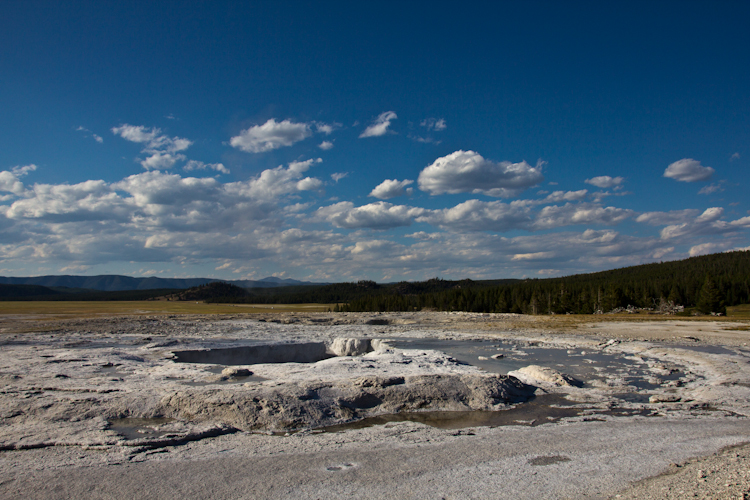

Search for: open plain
xmin=2 ymin=309 xmax=750 ymax=499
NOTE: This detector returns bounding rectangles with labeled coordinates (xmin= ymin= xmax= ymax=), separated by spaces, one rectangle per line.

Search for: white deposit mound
xmin=0 ymin=335 xmax=537 ymax=447
xmin=327 ymin=337 xmax=381 ymax=356
xmin=508 ymin=365 xmax=583 ymax=388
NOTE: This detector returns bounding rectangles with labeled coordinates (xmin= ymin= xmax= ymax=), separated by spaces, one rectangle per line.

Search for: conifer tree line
xmin=337 ymin=251 xmax=750 ymax=314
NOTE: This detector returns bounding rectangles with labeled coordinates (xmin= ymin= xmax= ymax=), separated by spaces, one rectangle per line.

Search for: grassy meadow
xmin=0 ymin=301 xmax=337 ymax=320
xmin=0 ymin=302 xmax=746 ymax=331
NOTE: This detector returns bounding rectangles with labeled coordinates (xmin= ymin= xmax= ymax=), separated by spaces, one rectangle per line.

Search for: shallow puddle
xmin=528 ymin=455 xmax=572 ymax=466
xmin=320 ymin=394 xmax=655 ymax=433
xmin=322 ymin=394 xmax=580 ymax=432
xmin=108 ymin=417 xmax=175 ymax=441
xmin=611 ymin=392 xmax=652 ymax=403
xmin=178 ymin=366 xmax=267 ymax=386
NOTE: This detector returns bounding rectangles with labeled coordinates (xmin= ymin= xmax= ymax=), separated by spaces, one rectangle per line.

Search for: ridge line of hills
xmin=0 ymin=274 xmax=317 ymax=292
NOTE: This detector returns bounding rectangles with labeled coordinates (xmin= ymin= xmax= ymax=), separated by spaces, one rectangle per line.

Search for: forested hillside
xmin=161 ymin=282 xmax=249 ymax=301
xmin=204 ymin=278 xmax=520 ymax=305
xmin=339 ymin=251 xmax=750 ymax=314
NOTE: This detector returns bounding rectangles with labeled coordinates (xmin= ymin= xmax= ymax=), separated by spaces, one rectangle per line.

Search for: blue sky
xmin=1 ymin=1 xmax=748 ymax=282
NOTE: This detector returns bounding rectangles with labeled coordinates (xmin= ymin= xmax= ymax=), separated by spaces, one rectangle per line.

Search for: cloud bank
xmin=3 ymin=113 xmax=748 ymax=282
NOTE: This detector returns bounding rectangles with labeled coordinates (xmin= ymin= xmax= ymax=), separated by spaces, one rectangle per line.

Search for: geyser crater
xmin=171 ymin=338 xmax=382 ymax=365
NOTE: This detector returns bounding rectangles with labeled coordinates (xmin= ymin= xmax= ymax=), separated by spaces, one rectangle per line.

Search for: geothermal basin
xmin=1 ymin=311 xmax=750 ymax=499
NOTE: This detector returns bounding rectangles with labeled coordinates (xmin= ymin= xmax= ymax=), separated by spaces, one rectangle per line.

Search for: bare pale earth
xmin=1 ymin=310 xmax=750 ymax=499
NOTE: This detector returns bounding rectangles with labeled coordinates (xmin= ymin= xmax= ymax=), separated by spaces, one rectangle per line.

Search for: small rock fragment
xmin=508 ymin=365 xmax=583 ymax=388
xmin=649 ymin=394 xmax=681 ymax=403
xmin=221 ymin=367 xmax=252 ymax=378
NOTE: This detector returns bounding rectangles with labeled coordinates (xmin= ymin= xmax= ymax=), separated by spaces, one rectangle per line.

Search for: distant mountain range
xmin=0 ymin=275 xmax=317 ymax=292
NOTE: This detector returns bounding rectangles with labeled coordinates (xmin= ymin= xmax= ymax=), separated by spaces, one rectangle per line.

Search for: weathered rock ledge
xmin=157 ymin=373 xmax=535 ymax=431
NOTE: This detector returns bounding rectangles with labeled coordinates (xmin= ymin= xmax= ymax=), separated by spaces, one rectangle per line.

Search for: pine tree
xmin=697 ymin=274 xmax=726 ymax=315
xmin=667 ymin=284 xmax=682 ymax=305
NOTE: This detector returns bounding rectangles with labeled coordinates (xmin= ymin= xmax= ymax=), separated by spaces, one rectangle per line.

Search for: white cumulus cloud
xmin=659 ymin=207 xmax=731 ymax=240
xmin=5 ymin=179 xmax=127 ymax=222
xmin=0 ymin=165 xmax=36 ymax=196
xmin=316 ymin=201 xmax=425 ymax=230
xmin=663 ymin=158 xmax=715 ymax=182
xmin=417 ymin=200 xmax=532 ymax=232
xmin=359 ymin=111 xmax=397 ymax=138
xmin=369 ymin=179 xmax=414 ymax=199
xmin=420 ymin=118 xmax=446 ymax=131
xmin=417 ymin=150 xmax=544 ymax=197
xmin=537 ymin=190 xmax=589 ymax=204
xmin=77 ymin=126 xmax=103 ymax=143
xmin=183 ymin=160 xmax=230 ymax=175
xmin=696 ymin=207 xmax=724 ymax=223
xmin=0 ymin=162 xmax=335 ymax=271
xmin=729 ymin=216 xmax=750 ymax=228
xmin=652 ymin=247 xmax=674 ymax=259
xmin=318 ymin=141 xmax=334 ymax=150
xmin=636 ymin=209 xmax=701 ymax=226
xmin=225 ymin=159 xmax=323 ymax=200
xmin=112 ymin=124 xmax=192 ymax=170
xmin=230 ymin=119 xmax=313 ymax=153
xmin=511 ymin=252 xmax=555 ymax=261
xmin=533 ymin=203 xmax=635 ymax=230
xmin=112 ymin=124 xmax=158 ymax=144
xmin=698 ymin=183 xmax=723 ymax=195
xmin=141 ymin=152 xmax=185 ymax=170
xmin=689 ymin=242 xmax=727 ymax=257
xmin=112 ymin=125 xmax=191 ymax=154
xmin=584 ymin=176 xmax=624 ymax=188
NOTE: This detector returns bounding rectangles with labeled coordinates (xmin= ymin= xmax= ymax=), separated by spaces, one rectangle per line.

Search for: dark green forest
xmin=0 ymin=286 xmax=182 ymax=301
xmin=337 ymin=251 xmax=750 ymax=315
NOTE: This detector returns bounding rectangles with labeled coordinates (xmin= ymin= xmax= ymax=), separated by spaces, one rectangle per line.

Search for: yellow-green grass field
xmin=0 ymin=301 xmax=747 ymax=325
xmin=0 ymin=301 xmax=337 ymax=320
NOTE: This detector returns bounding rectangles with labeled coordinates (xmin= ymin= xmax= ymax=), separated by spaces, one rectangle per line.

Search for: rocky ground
xmin=0 ymin=311 xmax=749 ymax=499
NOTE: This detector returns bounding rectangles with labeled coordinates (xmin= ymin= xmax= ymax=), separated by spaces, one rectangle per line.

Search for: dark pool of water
xmin=172 ymin=342 xmax=334 ymax=365
xmin=387 ymin=337 xmax=682 ymax=392
xmin=663 ymin=343 xmax=738 ymax=355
